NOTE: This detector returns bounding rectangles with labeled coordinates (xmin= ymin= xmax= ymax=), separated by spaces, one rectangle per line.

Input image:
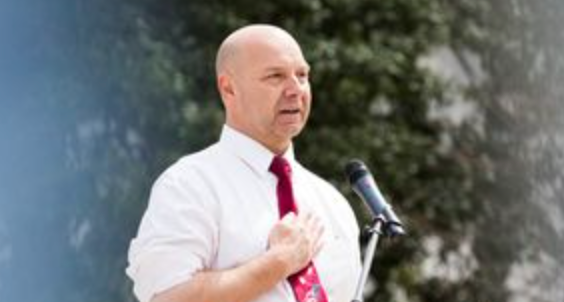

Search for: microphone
xmin=345 ymin=159 xmax=405 ymax=236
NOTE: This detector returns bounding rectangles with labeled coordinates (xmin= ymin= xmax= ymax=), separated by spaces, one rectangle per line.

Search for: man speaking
xmin=126 ymin=24 xmax=361 ymax=302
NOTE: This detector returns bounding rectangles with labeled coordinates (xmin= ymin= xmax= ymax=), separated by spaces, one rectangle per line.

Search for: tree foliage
xmin=5 ymin=0 xmax=563 ymax=301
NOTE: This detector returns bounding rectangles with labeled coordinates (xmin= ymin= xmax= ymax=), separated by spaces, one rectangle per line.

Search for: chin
xmin=283 ymin=126 xmax=304 ymax=138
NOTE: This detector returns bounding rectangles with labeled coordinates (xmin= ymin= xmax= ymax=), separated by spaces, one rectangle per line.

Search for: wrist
xmin=264 ymin=246 xmax=293 ymax=278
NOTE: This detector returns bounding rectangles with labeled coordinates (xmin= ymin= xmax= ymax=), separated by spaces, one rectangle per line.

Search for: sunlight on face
xmin=220 ymin=26 xmax=312 ymax=154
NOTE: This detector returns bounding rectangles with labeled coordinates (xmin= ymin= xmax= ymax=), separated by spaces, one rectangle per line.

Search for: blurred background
xmin=1 ymin=0 xmax=563 ymax=301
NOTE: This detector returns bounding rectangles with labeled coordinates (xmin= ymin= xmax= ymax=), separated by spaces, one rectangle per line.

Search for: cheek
xmin=302 ymin=85 xmax=312 ymax=101
xmin=303 ymin=93 xmax=312 ymax=110
xmin=253 ymin=95 xmax=277 ymax=122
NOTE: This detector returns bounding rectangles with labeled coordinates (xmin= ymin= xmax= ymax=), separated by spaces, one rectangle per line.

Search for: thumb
xmin=280 ymin=212 xmax=296 ymax=223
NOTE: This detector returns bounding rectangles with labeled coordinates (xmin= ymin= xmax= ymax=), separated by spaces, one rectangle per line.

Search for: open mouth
xmin=280 ymin=109 xmax=300 ymax=114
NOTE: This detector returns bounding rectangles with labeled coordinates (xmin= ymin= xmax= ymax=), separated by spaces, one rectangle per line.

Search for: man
xmin=126 ymin=24 xmax=361 ymax=302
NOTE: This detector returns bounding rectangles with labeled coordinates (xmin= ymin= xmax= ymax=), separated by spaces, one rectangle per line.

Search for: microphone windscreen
xmin=345 ymin=159 xmax=369 ymax=184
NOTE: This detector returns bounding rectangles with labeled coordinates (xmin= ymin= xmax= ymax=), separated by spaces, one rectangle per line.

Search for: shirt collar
xmin=219 ymin=124 xmax=296 ymax=177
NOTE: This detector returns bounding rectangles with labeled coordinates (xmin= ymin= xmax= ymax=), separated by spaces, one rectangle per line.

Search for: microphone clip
xmin=362 ymin=215 xmax=405 ymax=243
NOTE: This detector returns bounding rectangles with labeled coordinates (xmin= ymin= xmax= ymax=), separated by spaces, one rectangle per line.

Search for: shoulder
xmin=158 ymin=144 xmax=224 ymax=184
xmin=150 ymin=143 xmax=226 ymax=205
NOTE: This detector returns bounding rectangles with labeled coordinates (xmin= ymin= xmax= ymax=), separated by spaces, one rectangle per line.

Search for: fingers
xmin=304 ymin=212 xmax=325 ymax=257
xmin=280 ymin=212 xmax=296 ymax=224
xmin=310 ymin=216 xmax=325 ymax=257
xmin=285 ymin=211 xmax=325 ymax=256
xmin=269 ymin=211 xmax=326 ymax=275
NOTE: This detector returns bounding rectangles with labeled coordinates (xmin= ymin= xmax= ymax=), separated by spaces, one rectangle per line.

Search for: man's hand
xmin=267 ymin=212 xmax=325 ymax=276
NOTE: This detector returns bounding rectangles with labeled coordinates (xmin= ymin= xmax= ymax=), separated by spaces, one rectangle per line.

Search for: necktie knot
xmin=269 ymin=156 xmax=292 ymax=179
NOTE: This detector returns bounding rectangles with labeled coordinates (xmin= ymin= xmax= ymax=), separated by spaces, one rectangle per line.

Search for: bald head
xmin=215 ymin=24 xmax=304 ymax=77
xmin=213 ymin=24 xmax=312 ymax=154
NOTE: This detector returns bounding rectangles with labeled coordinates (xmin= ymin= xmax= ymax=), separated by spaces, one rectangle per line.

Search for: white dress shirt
xmin=126 ymin=125 xmax=361 ymax=302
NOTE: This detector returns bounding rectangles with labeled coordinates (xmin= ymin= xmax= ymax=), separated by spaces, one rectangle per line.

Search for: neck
xmin=225 ymin=122 xmax=291 ymax=155
xmin=267 ymin=141 xmax=290 ymax=156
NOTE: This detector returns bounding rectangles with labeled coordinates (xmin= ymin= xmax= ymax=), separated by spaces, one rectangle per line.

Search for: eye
xmin=296 ymin=70 xmax=309 ymax=82
xmin=264 ymin=72 xmax=286 ymax=84
xmin=267 ymin=73 xmax=284 ymax=79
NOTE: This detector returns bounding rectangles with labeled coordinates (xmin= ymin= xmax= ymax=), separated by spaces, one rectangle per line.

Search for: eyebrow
xmin=263 ymin=65 xmax=311 ymax=73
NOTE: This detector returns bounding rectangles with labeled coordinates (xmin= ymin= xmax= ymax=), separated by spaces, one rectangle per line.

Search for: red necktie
xmin=270 ymin=156 xmax=329 ymax=302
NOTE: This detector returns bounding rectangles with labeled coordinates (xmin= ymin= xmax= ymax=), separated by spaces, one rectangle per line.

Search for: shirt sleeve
xmin=126 ymin=169 xmax=219 ymax=302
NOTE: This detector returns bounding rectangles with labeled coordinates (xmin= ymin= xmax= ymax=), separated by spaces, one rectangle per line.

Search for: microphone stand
xmin=351 ymin=215 xmax=394 ymax=302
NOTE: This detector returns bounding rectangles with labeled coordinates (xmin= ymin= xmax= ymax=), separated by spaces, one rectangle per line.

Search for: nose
xmin=283 ymin=75 xmax=309 ymax=99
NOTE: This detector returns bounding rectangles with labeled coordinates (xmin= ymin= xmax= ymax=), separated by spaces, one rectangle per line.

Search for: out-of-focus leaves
xmin=10 ymin=0 xmax=562 ymax=301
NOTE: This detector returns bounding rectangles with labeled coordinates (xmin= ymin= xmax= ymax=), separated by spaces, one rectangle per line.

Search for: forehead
xmin=239 ymin=36 xmax=309 ymax=71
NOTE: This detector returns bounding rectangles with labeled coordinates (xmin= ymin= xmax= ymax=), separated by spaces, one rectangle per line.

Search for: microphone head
xmin=345 ymin=159 xmax=407 ymax=237
xmin=345 ymin=159 xmax=370 ymax=184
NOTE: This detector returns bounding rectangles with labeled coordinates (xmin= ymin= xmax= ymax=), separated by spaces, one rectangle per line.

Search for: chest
xmin=205 ymin=165 xmax=360 ymax=301
xmin=210 ymin=168 xmax=327 ymax=268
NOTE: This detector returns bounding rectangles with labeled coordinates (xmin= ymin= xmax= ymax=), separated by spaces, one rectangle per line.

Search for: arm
xmin=152 ymin=212 xmax=324 ymax=302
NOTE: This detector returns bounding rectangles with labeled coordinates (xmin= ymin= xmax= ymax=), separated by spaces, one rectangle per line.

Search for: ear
xmin=217 ymin=73 xmax=236 ymax=105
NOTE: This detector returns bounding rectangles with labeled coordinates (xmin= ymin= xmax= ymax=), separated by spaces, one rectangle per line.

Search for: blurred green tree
xmin=69 ymin=0 xmax=476 ymax=301
xmin=52 ymin=0 xmax=564 ymax=301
